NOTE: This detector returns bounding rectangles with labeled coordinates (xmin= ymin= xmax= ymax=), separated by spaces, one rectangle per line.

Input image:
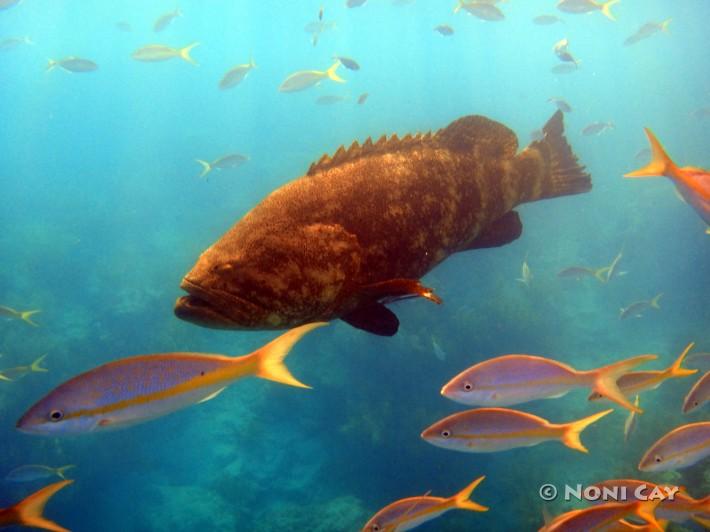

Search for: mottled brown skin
xmin=176 ymin=111 xmax=590 ymax=335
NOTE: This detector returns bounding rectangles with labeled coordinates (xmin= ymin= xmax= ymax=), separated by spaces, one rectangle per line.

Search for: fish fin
xmin=464 ymin=211 xmax=522 ymax=250
xmin=6 ymin=480 xmax=73 ymax=532
xmin=196 ymin=387 xmax=226 ymax=404
xmin=624 ymin=129 xmax=678 ymax=179
xmin=253 ymin=323 xmax=327 ymax=388
xmin=54 ymin=465 xmax=75 ymax=480
xmin=633 ymin=499 xmax=664 ymax=532
xmin=46 ymin=60 xmax=57 ymax=72
xmin=20 ymin=310 xmax=40 ymax=327
xmin=31 ymin=354 xmax=49 ymax=373
xmin=594 ymin=267 xmax=611 ymax=282
xmin=437 ymin=114 xmax=518 ymax=157
xmin=325 ymin=61 xmax=345 ymax=83
xmin=520 ymin=111 xmax=591 ymax=201
xmin=600 ymin=0 xmax=620 ymax=22
xmin=449 ymin=475 xmax=488 ymax=512
xmin=560 ymin=409 xmax=613 ymax=453
xmin=179 ymin=42 xmax=199 ymax=65
xmin=691 ymin=514 xmax=710 ymax=529
xmin=195 ymin=159 xmax=212 ymax=179
xmin=341 ymin=302 xmax=400 ymax=336
xmin=453 ymin=1 xmax=462 ymax=14
xmin=588 ymin=354 xmax=657 ymax=413
xmin=660 ymin=19 xmax=671 ymax=32
xmin=361 ymin=279 xmax=442 ymax=305
xmin=666 ymin=342 xmax=698 ymax=378
xmin=0 ymin=372 xmax=11 ymax=381
xmin=650 ymin=293 xmax=662 ymax=309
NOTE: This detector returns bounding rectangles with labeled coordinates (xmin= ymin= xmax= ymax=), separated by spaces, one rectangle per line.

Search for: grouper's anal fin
xmin=341 ymin=303 xmax=399 ymax=336
xmin=463 ymin=211 xmax=522 ymax=251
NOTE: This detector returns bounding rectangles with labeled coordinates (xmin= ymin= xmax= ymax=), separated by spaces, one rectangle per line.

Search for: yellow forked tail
xmin=625 ymin=129 xmax=678 ymax=179
xmin=20 ymin=310 xmax=40 ymax=327
xmin=55 ymin=465 xmax=75 ymax=480
xmin=31 ymin=354 xmax=49 ymax=373
xmin=650 ymin=293 xmax=662 ymax=309
xmin=195 ymin=159 xmax=212 ymax=178
xmin=450 ymin=475 xmax=489 ymax=512
xmin=588 ymin=354 xmax=657 ymax=413
xmin=600 ymin=0 xmax=620 ymax=21
xmin=46 ymin=60 xmax=57 ymax=72
xmin=561 ymin=409 xmax=613 ymax=453
xmin=632 ymin=499 xmax=664 ymax=532
xmin=253 ymin=322 xmax=328 ymax=388
xmin=179 ymin=42 xmax=200 ymax=65
xmin=665 ymin=342 xmax=698 ymax=378
xmin=3 ymin=480 xmax=73 ymax=532
xmin=325 ymin=61 xmax=345 ymax=83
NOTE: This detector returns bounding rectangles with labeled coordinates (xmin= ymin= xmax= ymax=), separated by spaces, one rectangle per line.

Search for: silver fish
xmin=638 ymin=421 xmax=710 ymax=471
xmin=548 ymin=97 xmax=572 ymax=113
xmin=219 ymin=59 xmax=256 ymax=90
xmin=582 ymin=121 xmax=614 ymax=136
xmin=153 ymin=9 xmax=182 ymax=33
xmin=682 ymin=371 xmax=710 ymax=413
xmin=46 ymin=57 xmax=98 ymax=73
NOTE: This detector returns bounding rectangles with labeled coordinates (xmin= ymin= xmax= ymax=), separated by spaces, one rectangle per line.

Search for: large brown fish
xmin=175 ymin=111 xmax=591 ymax=336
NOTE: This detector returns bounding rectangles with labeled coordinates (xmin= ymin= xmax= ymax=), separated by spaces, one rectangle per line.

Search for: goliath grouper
xmin=175 ymin=111 xmax=590 ymax=336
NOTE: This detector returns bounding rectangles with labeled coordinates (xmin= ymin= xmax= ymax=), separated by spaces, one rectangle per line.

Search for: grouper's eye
xmin=49 ymin=410 xmax=64 ymax=422
xmin=212 ymin=263 xmax=234 ymax=274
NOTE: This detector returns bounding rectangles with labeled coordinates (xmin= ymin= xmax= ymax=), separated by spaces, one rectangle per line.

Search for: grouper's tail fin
xmin=522 ymin=111 xmax=592 ymax=202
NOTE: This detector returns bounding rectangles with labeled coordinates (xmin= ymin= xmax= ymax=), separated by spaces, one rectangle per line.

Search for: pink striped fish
xmin=361 ymin=476 xmax=487 ymax=531
xmin=683 ymin=371 xmax=710 ymax=413
xmin=442 ymin=353 xmax=656 ymax=413
xmin=17 ymin=323 xmax=325 ymax=435
xmin=638 ymin=422 xmax=710 ymax=472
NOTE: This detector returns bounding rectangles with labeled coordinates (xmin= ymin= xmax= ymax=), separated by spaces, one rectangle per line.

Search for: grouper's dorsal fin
xmin=436 ymin=115 xmax=518 ymax=159
xmin=306 ymin=131 xmax=433 ymax=176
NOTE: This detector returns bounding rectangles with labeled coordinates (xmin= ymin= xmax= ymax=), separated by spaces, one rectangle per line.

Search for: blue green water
xmin=1 ymin=0 xmax=708 ymax=530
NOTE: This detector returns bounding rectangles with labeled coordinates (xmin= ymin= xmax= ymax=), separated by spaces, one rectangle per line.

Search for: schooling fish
xmin=219 ymin=58 xmax=256 ymax=90
xmin=421 ymin=407 xmax=612 ymax=454
xmin=434 ymin=24 xmax=455 ymax=36
xmin=638 ymin=421 xmax=710 ymax=472
xmin=533 ymin=15 xmax=563 ymax=25
xmin=361 ymin=476 xmax=487 ymax=531
xmin=683 ymin=371 xmax=710 ymax=413
xmin=591 ymin=479 xmax=710 ymax=525
xmin=442 ymin=353 xmax=655 ymax=412
xmin=0 ymin=36 xmax=33 ymax=51
xmin=553 ymin=38 xmax=580 ymax=66
xmin=357 ymin=92 xmax=369 ymax=105
xmin=516 ymin=255 xmax=532 ymax=286
xmin=0 ymin=480 xmax=72 ymax=532
xmin=278 ymin=61 xmax=344 ymax=92
xmin=454 ymin=1 xmax=505 ymax=22
xmin=556 ymin=0 xmax=620 ymax=21
xmin=619 ymin=293 xmax=662 ymax=320
xmin=541 ymin=499 xmax=663 ymax=532
xmin=195 ymin=154 xmax=248 ymax=179
xmin=0 ymin=0 xmax=23 ymax=10
xmin=0 ymin=305 xmax=40 ymax=326
xmin=557 ymin=266 xmax=607 ymax=281
xmin=625 ymin=128 xmax=710 ymax=231
xmin=0 ymin=354 xmax=49 ymax=382
xmin=333 ymin=55 xmax=360 ymax=71
xmin=588 ymin=343 xmax=696 ymax=402
xmin=153 ymin=8 xmax=182 ymax=33
xmin=46 ymin=57 xmax=98 ymax=73
xmin=16 ymin=323 xmax=324 ymax=435
xmin=624 ymin=20 xmax=671 ymax=47
xmin=548 ymin=97 xmax=572 ymax=113
xmin=582 ymin=121 xmax=615 ymax=136
xmin=623 ymin=396 xmax=640 ymax=442
xmin=6 ymin=464 xmax=75 ymax=482
xmin=131 ymin=43 xmax=199 ymax=65
xmin=175 ymin=111 xmax=590 ymax=336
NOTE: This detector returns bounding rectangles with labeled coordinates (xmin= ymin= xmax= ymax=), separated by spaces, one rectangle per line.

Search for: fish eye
xmin=371 ymin=525 xmax=380 ymax=532
xmin=654 ymin=455 xmax=662 ymax=463
xmin=463 ymin=382 xmax=473 ymax=391
xmin=213 ymin=263 xmax=233 ymax=273
xmin=441 ymin=430 xmax=451 ymax=439
xmin=49 ymin=410 xmax=64 ymax=422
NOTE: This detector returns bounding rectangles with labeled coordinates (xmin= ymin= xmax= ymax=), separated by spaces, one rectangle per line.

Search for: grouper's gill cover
xmin=176 ymin=110 xmax=590 ymax=336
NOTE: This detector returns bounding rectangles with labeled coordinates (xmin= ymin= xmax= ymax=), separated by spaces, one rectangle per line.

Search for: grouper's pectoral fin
xmin=463 ymin=211 xmax=522 ymax=251
xmin=341 ymin=303 xmax=400 ymax=336
xmin=341 ymin=279 xmax=442 ymax=336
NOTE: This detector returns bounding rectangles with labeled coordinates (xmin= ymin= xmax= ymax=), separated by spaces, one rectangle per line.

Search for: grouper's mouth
xmin=174 ymin=277 xmax=267 ymax=329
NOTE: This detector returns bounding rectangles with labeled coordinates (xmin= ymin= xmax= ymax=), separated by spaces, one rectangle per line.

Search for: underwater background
xmin=1 ymin=0 xmax=708 ymax=530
